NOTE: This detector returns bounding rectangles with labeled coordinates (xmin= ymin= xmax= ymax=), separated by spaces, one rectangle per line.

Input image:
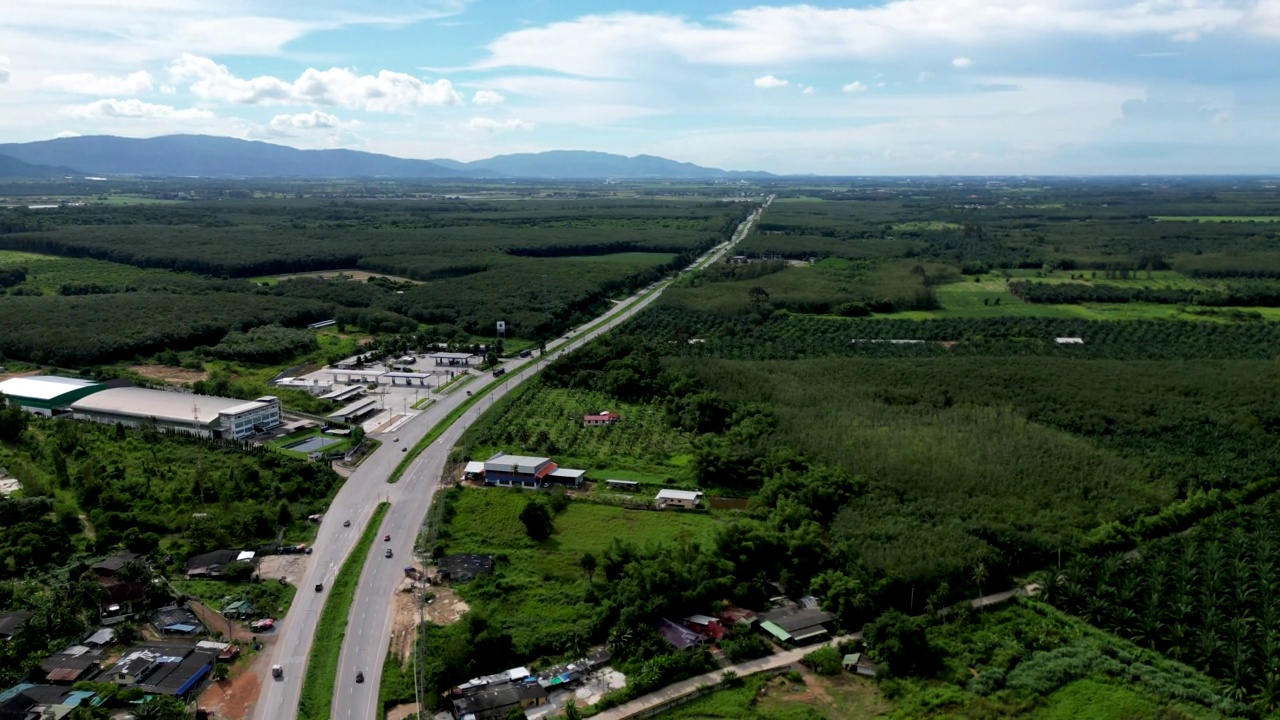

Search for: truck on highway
xmin=272 ymin=665 xmax=283 ymax=679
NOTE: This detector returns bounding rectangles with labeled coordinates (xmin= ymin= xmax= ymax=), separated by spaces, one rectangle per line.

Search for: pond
xmin=283 ymin=435 xmax=343 ymax=453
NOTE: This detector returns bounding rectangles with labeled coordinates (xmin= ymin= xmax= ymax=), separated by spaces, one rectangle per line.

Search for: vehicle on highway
xmin=356 ymin=671 xmax=364 ymax=683
xmin=402 ymin=447 xmax=407 ymax=452
xmin=272 ymin=665 xmax=283 ymax=679
xmin=250 ymin=618 xmax=275 ymax=632
xmin=385 ymin=549 xmax=393 ymax=558
xmin=393 ymin=437 xmax=399 ymax=442
xmin=519 ymin=349 xmax=532 ymax=358
xmin=315 ymin=582 xmax=323 ymax=592
xmin=492 ymin=367 xmax=507 ymax=378
xmin=384 ymin=534 xmax=391 ymax=541
xmin=343 ymin=520 xmax=351 ymax=527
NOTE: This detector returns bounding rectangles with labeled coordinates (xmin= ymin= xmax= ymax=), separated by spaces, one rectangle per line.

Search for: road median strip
xmin=297 ymin=501 xmax=390 ymax=720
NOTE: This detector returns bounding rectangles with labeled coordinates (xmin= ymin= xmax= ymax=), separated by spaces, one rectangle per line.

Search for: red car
xmin=384 ymin=534 xmax=391 ymax=542
xmin=250 ymin=618 xmax=275 ymax=632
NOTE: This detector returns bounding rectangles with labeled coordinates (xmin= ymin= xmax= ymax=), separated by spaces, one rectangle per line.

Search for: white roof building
xmin=69 ymin=388 xmax=281 ymax=440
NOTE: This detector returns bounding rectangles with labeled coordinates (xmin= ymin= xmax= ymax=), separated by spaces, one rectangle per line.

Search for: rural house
xmin=656 ymin=489 xmax=703 ymax=510
xmin=582 ymin=410 xmax=620 ymax=427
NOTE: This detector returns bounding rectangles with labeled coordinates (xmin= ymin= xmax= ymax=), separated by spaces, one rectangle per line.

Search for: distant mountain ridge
xmin=0 ymin=153 xmax=81 ymax=178
xmin=433 ymin=150 xmax=773 ymax=179
xmin=0 ymin=134 xmax=772 ymax=180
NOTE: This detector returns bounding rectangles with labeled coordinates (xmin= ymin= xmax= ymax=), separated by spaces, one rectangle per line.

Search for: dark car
xmin=385 ymin=549 xmax=393 ymax=558
xmin=315 ymin=583 xmax=323 ymax=592
xmin=356 ymin=671 xmax=364 ymax=683
xmin=343 ymin=520 xmax=351 ymax=527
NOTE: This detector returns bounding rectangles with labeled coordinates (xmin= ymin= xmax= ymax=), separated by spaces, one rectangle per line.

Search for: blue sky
xmin=2 ymin=0 xmax=1279 ymax=174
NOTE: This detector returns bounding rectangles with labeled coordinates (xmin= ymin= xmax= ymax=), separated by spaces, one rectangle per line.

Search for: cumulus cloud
xmin=471 ymin=89 xmax=505 ymax=105
xmin=62 ymin=98 xmax=213 ymax=120
xmin=45 ymin=70 xmax=154 ymax=95
xmin=55 ymin=131 xmax=81 ymax=138
xmin=753 ymin=74 xmax=789 ymax=88
xmin=801 ymin=86 xmax=815 ymax=95
xmin=952 ymin=56 xmax=973 ymax=68
xmin=167 ymin=54 xmax=462 ymax=111
xmin=842 ymin=81 xmax=868 ymax=93
xmin=466 ymin=117 xmax=534 ymax=132
xmin=269 ymin=110 xmax=344 ymax=131
xmin=0 ymin=57 xmax=10 ymax=83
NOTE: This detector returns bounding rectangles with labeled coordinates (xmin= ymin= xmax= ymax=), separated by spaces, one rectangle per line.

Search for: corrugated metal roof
xmin=0 ymin=375 xmax=99 ymax=401
xmin=758 ymin=620 xmax=791 ymax=642
xmin=70 ymin=387 xmax=249 ymax=424
xmin=657 ymin=489 xmax=703 ymax=502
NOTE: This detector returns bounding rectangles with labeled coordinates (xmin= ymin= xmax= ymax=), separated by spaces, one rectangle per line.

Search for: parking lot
xmin=294 ymin=357 xmax=474 ymax=435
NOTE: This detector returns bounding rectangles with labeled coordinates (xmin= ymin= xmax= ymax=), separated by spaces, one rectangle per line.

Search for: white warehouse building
xmin=69 ymin=388 xmax=282 ymax=440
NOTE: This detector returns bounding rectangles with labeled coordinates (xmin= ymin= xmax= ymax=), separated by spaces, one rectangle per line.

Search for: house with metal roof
xmin=483 ymin=454 xmax=557 ymax=488
xmin=756 ymin=607 xmax=836 ymax=645
xmin=0 ymin=683 xmax=103 ymax=718
xmin=656 ymin=618 xmax=705 ymax=652
xmin=0 ymin=375 xmax=104 ymax=416
xmin=39 ymin=645 xmax=103 ymax=685
xmin=655 ymin=489 xmax=703 ymax=509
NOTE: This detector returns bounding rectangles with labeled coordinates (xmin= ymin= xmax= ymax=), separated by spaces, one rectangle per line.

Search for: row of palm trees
xmin=1052 ymin=496 xmax=1280 ymax=708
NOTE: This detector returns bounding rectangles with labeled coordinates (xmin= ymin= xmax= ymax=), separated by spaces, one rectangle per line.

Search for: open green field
xmin=891 ymin=220 xmax=963 ymax=232
xmin=652 ymin=672 xmax=891 ymax=719
xmin=1152 ymin=215 xmax=1280 ymax=222
xmin=171 ymin=578 xmax=297 ymax=621
xmin=884 ymin=277 xmax=1280 ymax=322
xmin=436 ymin=488 xmax=724 ymax=656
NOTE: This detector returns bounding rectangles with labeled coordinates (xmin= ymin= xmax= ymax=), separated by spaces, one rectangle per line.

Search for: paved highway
xmin=252 ymin=196 xmax=771 ymax=720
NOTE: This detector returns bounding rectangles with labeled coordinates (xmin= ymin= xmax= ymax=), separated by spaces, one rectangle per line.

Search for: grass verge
xmin=297 ymin=501 xmax=390 ymax=720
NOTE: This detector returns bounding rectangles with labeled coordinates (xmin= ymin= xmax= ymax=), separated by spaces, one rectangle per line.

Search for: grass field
xmin=1152 ymin=215 xmax=1280 ymax=222
xmin=171 ymin=578 xmax=297 ymax=621
xmin=891 ymin=221 xmax=963 ymax=232
xmin=439 ymin=488 xmax=724 ymax=656
xmin=884 ymin=276 xmax=1280 ymax=322
xmin=0 ymin=253 xmax=201 ymax=292
xmin=298 ymin=502 xmax=389 ymax=720
xmin=651 ymin=672 xmax=891 ymax=719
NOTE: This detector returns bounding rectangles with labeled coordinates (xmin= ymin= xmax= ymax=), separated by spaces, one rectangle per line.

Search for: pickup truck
xmin=272 ymin=665 xmax=283 ymax=679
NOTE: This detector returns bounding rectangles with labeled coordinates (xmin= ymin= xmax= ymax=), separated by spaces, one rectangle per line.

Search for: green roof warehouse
xmin=0 ymin=376 xmax=105 ymax=416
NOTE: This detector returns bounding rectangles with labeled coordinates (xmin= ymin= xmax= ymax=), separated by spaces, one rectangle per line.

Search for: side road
xmin=590 ymin=584 xmax=1035 ymax=720
xmin=591 ymin=635 xmax=858 ymax=720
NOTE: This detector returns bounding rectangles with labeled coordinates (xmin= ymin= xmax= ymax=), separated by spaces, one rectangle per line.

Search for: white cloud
xmin=842 ymin=81 xmax=868 ymax=93
xmin=0 ymin=57 xmax=10 ymax=84
xmin=918 ymin=71 xmax=934 ymax=82
xmin=269 ymin=110 xmax=345 ymax=131
xmin=466 ymin=117 xmax=534 ymax=132
xmin=471 ymin=89 xmax=505 ymax=105
xmin=1172 ymin=30 xmax=1201 ymax=42
xmin=801 ymin=86 xmax=815 ymax=95
xmin=476 ymin=3 xmax=1255 ymax=77
xmin=62 ymin=97 xmax=214 ymax=120
xmin=167 ymin=54 xmax=463 ymax=111
xmin=55 ymin=130 xmax=80 ymax=138
xmin=952 ymin=56 xmax=973 ymax=68
xmin=45 ymin=70 xmax=154 ymax=95
xmin=753 ymin=74 xmax=789 ymax=88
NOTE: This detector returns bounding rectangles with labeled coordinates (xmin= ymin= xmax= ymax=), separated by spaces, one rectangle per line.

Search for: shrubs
xmin=800 ymin=645 xmax=843 ymax=676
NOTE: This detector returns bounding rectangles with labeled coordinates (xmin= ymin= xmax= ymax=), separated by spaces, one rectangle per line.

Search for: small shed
xmin=656 ymin=489 xmax=703 ymax=510
xmin=583 ymin=411 xmax=620 ymax=427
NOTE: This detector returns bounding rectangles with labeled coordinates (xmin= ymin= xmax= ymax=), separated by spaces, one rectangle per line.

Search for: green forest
xmin=430 ymin=179 xmax=1280 ymax=716
xmin=0 ymin=197 xmax=750 ymax=365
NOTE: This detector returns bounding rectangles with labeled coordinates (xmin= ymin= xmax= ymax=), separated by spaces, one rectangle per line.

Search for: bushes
xmin=719 ymin=625 xmax=774 ymax=664
xmin=800 ymin=646 xmax=843 ymax=676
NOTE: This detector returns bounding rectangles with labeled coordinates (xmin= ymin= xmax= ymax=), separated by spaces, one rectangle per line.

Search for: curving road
xmin=251 ymin=196 xmax=771 ymax=720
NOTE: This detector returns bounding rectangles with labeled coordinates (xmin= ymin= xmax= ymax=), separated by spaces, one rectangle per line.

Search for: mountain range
xmin=0 ymin=135 xmax=773 ymax=180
